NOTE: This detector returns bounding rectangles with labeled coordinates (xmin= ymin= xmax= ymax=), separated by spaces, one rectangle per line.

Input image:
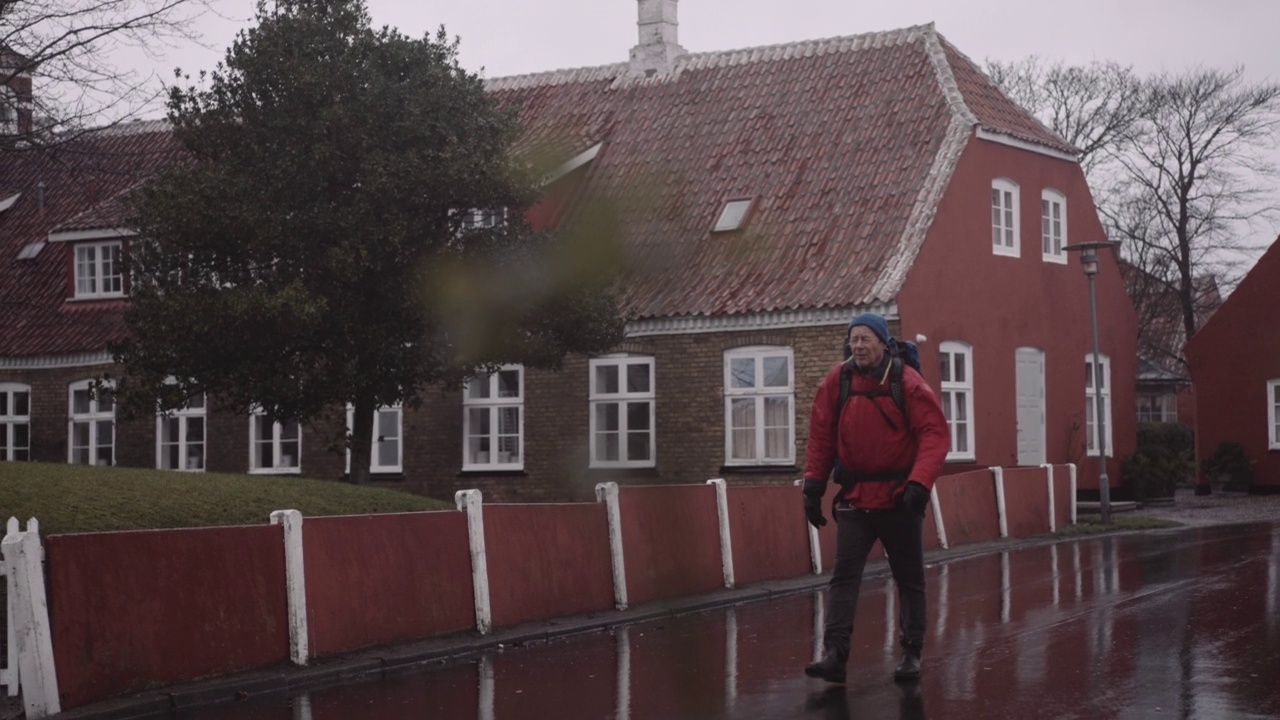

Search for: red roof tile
xmin=0 ymin=121 xmax=178 ymax=358
xmin=489 ymin=25 xmax=1075 ymax=320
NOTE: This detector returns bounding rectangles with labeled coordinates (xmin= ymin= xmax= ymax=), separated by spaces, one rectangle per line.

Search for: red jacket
xmin=803 ymin=357 xmax=950 ymax=510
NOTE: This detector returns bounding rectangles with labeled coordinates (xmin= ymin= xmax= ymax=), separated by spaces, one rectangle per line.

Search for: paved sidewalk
xmin=11 ymin=488 xmax=1280 ymax=720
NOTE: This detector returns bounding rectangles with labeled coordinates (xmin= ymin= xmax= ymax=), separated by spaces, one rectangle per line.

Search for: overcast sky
xmin=153 ymin=0 xmax=1279 ymax=83
xmin=116 ymin=0 xmax=1279 ymax=264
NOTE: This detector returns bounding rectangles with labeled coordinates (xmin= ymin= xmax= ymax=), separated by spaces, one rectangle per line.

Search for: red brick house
xmin=1185 ymin=236 xmax=1280 ymax=494
xmin=0 ymin=8 xmax=1138 ymax=501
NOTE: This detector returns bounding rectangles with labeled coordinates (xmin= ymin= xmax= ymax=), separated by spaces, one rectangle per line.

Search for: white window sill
xmin=945 ymin=453 xmax=977 ymax=463
xmin=723 ymin=459 xmax=796 ymax=467
xmin=68 ymin=294 xmax=126 ymax=302
xmin=993 ymin=247 xmax=1021 ymax=258
xmin=1042 ymin=254 xmax=1068 ymax=265
xmin=463 ymin=463 xmax=524 ymax=472
xmin=250 ymin=468 xmax=301 ymax=475
xmin=590 ymin=461 xmax=657 ymax=470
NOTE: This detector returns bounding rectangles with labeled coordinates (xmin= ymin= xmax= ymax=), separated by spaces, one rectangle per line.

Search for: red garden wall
xmin=303 ymin=512 xmax=474 ymax=658
xmin=618 ymin=485 xmax=723 ymax=605
xmin=935 ymin=469 xmax=1001 ymax=545
xmin=1002 ymin=467 xmax=1052 ymax=538
xmin=45 ymin=526 xmax=289 ymax=709
xmin=482 ymin=503 xmax=614 ymax=627
xmin=725 ymin=486 xmax=811 ymax=585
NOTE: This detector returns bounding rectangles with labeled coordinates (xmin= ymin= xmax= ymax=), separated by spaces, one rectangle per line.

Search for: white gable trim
xmin=975 ymin=128 xmax=1078 ymax=162
xmin=626 ymin=304 xmax=898 ymax=337
xmin=543 ymin=142 xmax=602 ymax=186
xmin=0 ymin=351 xmax=114 ymax=369
xmin=48 ymin=227 xmax=136 ymax=243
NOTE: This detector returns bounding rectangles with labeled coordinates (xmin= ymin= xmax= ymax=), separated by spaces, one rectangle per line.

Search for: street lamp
xmin=1063 ymin=240 xmax=1121 ymax=525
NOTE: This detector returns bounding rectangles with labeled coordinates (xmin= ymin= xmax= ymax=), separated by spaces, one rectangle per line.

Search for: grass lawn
xmin=1054 ymin=512 xmax=1183 ymax=537
xmin=0 ymin=462 xmax=453 ymax=536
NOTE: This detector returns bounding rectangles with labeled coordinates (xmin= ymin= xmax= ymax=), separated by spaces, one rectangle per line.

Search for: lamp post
xmin=1064 ymin=240 xmax=1120 ymax=525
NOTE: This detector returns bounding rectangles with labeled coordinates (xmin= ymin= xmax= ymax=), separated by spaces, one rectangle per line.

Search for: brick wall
xmin=2 ymin=322 xmax=868 ymax=502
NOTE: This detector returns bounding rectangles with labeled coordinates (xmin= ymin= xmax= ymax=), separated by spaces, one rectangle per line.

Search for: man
xmin=802 ymin=312 xmax=950 ymax=684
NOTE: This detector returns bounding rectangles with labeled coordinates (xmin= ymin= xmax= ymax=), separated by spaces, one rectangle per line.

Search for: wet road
xmin=180 ymin=522 xmax=1280 ymax=719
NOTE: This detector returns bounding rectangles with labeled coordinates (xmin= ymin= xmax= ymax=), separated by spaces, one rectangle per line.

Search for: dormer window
xmin=0 ymin=86 xmax=16 ymax=135
xmin=713 ymin=198 xmax=754 ymax=232
xmin=74 ymin=241 xmax=124 ymax=298
xmin=461 ymin=208 xmax=507 ymax=231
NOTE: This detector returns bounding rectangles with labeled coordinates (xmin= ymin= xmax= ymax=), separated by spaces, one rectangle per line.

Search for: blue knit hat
xmin=848 ymin=312 xmax=889 ymax=345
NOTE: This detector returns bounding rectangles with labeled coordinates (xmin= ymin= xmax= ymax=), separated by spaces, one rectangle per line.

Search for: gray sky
xmin=154 ymin=0 xmax=1279 ymax=83
xmin=118 ymin=0 xmax=1280 ymax=266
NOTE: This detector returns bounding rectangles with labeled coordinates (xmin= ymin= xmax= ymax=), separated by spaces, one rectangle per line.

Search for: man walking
xmin=801 ymin=312 xmax=949 ymax=683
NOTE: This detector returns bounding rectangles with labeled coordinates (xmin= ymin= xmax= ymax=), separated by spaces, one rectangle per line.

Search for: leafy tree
xmin=114 ymin=0 xmax=624 ymax=484
xmin=1 ymin=0 xmax=214 ymax=146
xmin=988 ymin=59 xmax=1280 ymax=366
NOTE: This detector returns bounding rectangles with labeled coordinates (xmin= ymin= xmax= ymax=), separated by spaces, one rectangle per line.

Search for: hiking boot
xmin=805 ymin=649 xmax=847 ymax=684
xmin=893 ymin=646 xmax=921 ymax=682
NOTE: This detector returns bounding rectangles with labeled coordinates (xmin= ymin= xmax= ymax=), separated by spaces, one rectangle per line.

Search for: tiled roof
xmin=488 ymin=24 xmax=1074 ymax=320
xmin=0 ymin=123 xmax=178 ymax=358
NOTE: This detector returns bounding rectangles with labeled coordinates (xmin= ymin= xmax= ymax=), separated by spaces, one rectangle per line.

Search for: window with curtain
xmin=345 ymin=404 xmax=403 ymax=474
xmin=724 ymin=346 xmax=794 ymax=465
xmin=157 ymin=393 xmax=206 ymax=471
xmin=0 ymin=383 xmax=31 ymax=461
xmin=992 ymin=178 xmax=1020 ymax=257
xmin=463 ymin=366 xmax=523 ymax=470
xmin=1041 ymin=188 xmax=1067 ymax=263
xmin=589 ymin=356 xmax=655 ymax=468
xmin=250 ymin=411 xmax=301 ymax=473
xmin=69 ymin=379 xmax=114 ymax=465
xmin=939 ymin=342 xmax=975 ymax=461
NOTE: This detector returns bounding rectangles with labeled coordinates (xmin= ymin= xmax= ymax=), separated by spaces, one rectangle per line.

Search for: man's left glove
xmin=899 ymin=481 xmax=930 ymax=517
xmin=802 ymin=478 xmax=828 ymax=529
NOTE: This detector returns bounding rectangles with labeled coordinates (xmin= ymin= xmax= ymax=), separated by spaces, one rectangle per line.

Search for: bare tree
xmin=986 ymin=57 xmax=1149 ymax=177
xmin=988 ymin=59 xmax=1280 ymax=369
xmin=1110 ymin=67 xmax=1280 ymax=346
xmin=1 ymin=0 xmax=216 ymax=147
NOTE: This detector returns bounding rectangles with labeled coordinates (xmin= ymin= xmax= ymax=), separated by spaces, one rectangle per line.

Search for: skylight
xmin=16 ymin=241 xmax=44 ymax=260
xmin=712 ymin=198 xmax=753 ymax=232
xmin=0 ymin=193 xmax=19 ymax=213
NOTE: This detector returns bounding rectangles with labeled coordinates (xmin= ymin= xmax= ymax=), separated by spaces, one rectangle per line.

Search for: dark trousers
xmin=822 ymin=506 xmax=926 ymax=658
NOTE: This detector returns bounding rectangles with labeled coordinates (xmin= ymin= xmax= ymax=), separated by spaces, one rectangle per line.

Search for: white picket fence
xmin=1 ymin=517 xmax=60 ymax=719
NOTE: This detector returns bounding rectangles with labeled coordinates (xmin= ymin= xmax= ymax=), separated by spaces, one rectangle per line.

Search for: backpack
xmin=836 ymin=337 xmax=920 ymax=432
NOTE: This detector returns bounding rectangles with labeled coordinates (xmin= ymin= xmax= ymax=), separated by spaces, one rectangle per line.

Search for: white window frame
xmin=0 ymin=383 xmax=32 ymax=462
xmin=1268 ymin=379 xmax=1280 ymax=451
xmin=68 ymin=379 xmax=114 ymax=466
xmin=992 ymin=178 xmax=1020 ymax=258
xmin=939 ymin=342 xmax=976 ymax=462
xmin=589 ymin=355 xmax=656 ymax=469
xmin=1041 ymin=189 xmax=1067 ymax=264
xmin=156 ymin=393 xmax=207 ymax=472
xmin=73 ymin=240 xmax=125 ymax=299
xmin=462 ymin=365 xmax=524 ymax=471
xmin=345 ymin=404 xmax=403 ymax=474
xmin=723 ymin=346 xmax=795 ymax=466
xmin=0 ymin=85 xmax=16 ymax=135
xmin=249 ymin=410 xmax=302 ymax=474
xmin=1085 ymin=355 xmax=1114 ymax=457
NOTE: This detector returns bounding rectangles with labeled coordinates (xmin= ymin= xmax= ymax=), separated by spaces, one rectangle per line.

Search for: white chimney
xmin=629 ymin=0 xmax=686 ymax=79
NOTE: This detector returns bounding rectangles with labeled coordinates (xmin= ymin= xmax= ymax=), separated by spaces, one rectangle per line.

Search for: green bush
xmin=1136 ymin=422 xmax=1194 ymax=459
xmin=1121 ymin=446 xmax=1183 ymax=500
xmin=1200 ymin=441 xmax=1253 ymax=492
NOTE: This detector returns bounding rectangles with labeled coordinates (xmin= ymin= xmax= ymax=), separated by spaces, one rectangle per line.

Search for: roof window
xmin=16 ymin=241 xmax=44 ymax=260
xmin=712 ymin=198 xmax=754 ymax=232
xmin=0 ymin=192 xmax=19 ymax=213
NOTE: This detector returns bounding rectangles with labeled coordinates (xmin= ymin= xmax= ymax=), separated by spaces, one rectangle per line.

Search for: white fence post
xmin=1041 ymin=464 xmax=1057 ymax=533
xmin=3 ymin=517 xmax=19 ymax=697
xmin=1068 ymin=464 xmax=1078 ymax=524
xmin=455 ymin=489 xmax=491 ymax=635
xmin=1 ymin=523 xmax=59 ymax=719
xmin=930 ymin=485 xmax=949 ymax=549
xmin=269 ymin=510 xmax=309 ymax=666
xmin=595 ymin=482 xmax=628 ymax=610
xmin=706 ymin=479 xmax=735 ymax=589
xmin=794 ymin=479 xmax=822 ymax=574
xmin=991 ymin=467 xmax=1009 ymax=539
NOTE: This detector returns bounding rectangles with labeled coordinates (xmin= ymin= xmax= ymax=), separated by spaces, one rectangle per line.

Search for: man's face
xmin=848 ymin=326 xmax=886 ymax=371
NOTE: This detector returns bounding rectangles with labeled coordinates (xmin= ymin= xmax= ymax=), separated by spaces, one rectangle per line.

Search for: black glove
xmin=802 ymin=478 xmax=828 ymax=528
xmin=898 ymin=481 xmax=930 ymax=517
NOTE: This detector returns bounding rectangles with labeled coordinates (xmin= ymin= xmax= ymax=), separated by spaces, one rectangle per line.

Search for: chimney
xmin=629 ymin=0 xmax=686 ymax=79
xmin=1 ymin=45 xmax=35 ymax=137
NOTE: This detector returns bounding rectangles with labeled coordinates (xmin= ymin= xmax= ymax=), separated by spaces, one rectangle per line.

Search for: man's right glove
xmin=899 ymin=481 xmax=931 ymax=517
xmin=802 ymin=478 xmax=828 ymax=529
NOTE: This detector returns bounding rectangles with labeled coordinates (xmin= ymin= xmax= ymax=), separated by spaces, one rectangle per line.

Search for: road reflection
xmin=179 ymin=521 xmax=1280 ymax=719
